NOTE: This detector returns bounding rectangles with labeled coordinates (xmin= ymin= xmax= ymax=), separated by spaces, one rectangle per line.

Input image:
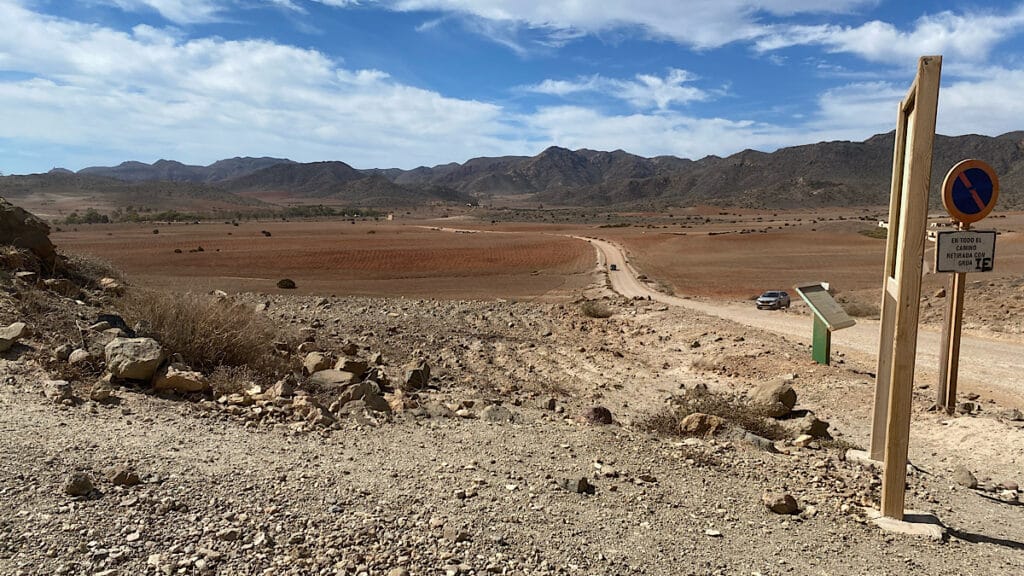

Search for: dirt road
xmin=586 ymin=237 xmax=1024 ymax=407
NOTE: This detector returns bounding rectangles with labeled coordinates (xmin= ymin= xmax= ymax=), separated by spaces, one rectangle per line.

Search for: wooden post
xmin=877 ymin=56 xmax=942 ymax=521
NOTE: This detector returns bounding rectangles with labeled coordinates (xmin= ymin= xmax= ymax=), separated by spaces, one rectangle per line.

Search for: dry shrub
xmin=637 ymin=406 xmax=681 ymax=436
xmin=0 ymin=246 xmax=40 ymax=275
xmin=117 ymin=289 xmax=296 ymax=379
xmin=209 ymin=365 xmax=259 ymax=398
xmin=690 ymin=355 xmax=727 ymax=374
xmin=654 ymin=280 xmax=675 ymax=296
xmin=57 ymin=251 xmax=122 ymax=288
xmin=838 ymin=299 xmax=879 ymax=318
xmin=639 ymin=387 xmax=789 ymax=441
xmin=579 ymin=300 xmax=613 ymax=318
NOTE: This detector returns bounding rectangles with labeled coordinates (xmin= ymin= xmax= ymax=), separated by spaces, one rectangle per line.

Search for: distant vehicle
xmin=756 ymin=290 xmax=790 ymax=310
xmin=609 ymin=264 xmax=618 ymax=271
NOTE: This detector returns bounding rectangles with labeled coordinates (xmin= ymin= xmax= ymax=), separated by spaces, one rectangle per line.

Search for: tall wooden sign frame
xmin=869 ymin=56 xmax=942 ymax=521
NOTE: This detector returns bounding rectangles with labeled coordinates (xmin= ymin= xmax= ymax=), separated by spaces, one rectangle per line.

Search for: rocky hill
xmin=25 ymin=130 xmax=1024 ymax=210
xmin=0 ymin=172 xmax=269 ymax=214
xmin=224 ymin=162 xmax=475 ymax=206
xmin=390 ymin=132 xmax=1024 ymax=209
xmin=77 ymin=157 xmax=294 ymax=183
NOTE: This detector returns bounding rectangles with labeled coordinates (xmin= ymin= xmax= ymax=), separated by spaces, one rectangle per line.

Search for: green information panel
xmin=795 ymin=283 xmax=855 ymax=331
xmin=794 ymin=283 xmax=856 ymax=366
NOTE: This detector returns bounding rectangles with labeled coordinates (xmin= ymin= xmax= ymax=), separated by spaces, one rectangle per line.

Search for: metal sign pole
xmin=937 ymin=222 xmax=968 ymax=413
xmin=933 ymin=159 xmax=999 ymax=415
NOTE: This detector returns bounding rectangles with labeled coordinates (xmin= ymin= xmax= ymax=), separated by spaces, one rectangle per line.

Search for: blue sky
xmin=1 ymin=0 xmax=1023 ymax=175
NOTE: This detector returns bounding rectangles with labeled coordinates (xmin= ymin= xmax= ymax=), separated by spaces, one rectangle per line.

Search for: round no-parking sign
xmin=942 ymin=159 xmax=999 ymax=224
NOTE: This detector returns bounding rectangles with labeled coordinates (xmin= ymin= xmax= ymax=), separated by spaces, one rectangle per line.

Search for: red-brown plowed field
xmin=54 ymin=221 xmax=595 ymax=300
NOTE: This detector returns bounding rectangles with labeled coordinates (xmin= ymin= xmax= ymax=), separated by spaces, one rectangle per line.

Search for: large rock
xmin=308 ymin=369 xmax=360 ymax=389
xmin=748 ymin=380 xmax=797 ymax=418
xmin=952 ymin=465 xmax=978 ymax=489
xmin=104 ymin=338 xmax=166 ymax=381
xmin=762 ymin=492 xmax=799 ymax=514
xmin=0 ymin=198 xmax=56 ymax=264
xmin=790 ymin=413 xmax=831 ymax=439
xmin=152 ymin=365 xmax=209 ymax=393
xmin=678 ymin=413 xmax=724 ymax=436
xmin=335 ymin=358 xmax=369 ymax=378
xmin=0 ymin=322 xmax=29 ymax=352
xmin=402 ymin=360 xmax=431 ymax=390
xmin=302 ymin=352 xmax=332 ymax=376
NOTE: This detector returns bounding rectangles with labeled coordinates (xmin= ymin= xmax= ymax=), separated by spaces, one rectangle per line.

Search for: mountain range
xmin=8 ymin=131 xmax=1024 ymax=211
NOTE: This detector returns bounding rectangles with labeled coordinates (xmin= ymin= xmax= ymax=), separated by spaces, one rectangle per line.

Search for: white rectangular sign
xmin=935 ymin=230 xmax=996 ymax=273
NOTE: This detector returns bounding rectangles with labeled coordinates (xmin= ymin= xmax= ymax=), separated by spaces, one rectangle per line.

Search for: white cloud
xmin=367 ymin=0 xmax=874 ymax=49
xmin=101 ymin=0 xmax=224 ymax=23
xmin=757 ymin=7 xmax=1024 ymax=64
xmin=0 ymin=1 xmax=523 ymax=170
xmin=528 ymin=69 xmax=709 ymax=110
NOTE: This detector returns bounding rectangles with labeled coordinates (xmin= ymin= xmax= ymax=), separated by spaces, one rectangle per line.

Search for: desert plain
xmin=3 ymin=202 xmax=1024 ymax=576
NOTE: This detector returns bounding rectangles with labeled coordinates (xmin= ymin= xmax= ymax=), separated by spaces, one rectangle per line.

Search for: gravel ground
xmin=2 ymin=287 xmax=1024 ymax=576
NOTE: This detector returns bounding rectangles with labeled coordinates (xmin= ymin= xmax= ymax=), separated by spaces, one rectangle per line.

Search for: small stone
xmin=998 ymin=480 xmax=1019 ymax=492
xmin=63 ymin=473 xmax=93 ymax=496
xmin=704 ymin=529 xmax=722 ymax=537
xmin=68 ymin=349 xmax=93 ymax=365
xmin=54 ymin=344 xmax=73 ymax=361
xmin=43 ymin=379 xmax=74 ymax=402
xmin=561 ymin=477 xmax=595 ymax=494
xmin=126 ymin=531 xmax=141 ymax=542
xmin=276 ymin=278 xmax=296 ymax=289
xmin=481 ymin=404 xmax=514 ymax=422
xmin=581 ymin=406 xmax=613 ymax=425
xmin=749 ymin=380 xmax=797 ymax=418
xmin=934 ymin=287 xmax=946 ymax=298
xmin=762 ymin=492 xmax=799 ymax=514
xmin=152 ymin=365 xmax=208 ymax=393
xmin=793 ymin=434 xmax=815 ymax=448
xmin=952 ymin=466 xmax=977 ymax=489
xmin=999 ymin=408 xmax=1024 ymax=422
xmin=957 ymin=401 xmax=977 ymax=415
xmin=388 ymin=569 xmax=411 ymax=576
xmin=216 ymin=528 xmax=241 ymax=542
xmin=443 ymin=525 xmax=472 ymax=543
xmin=89 ymin=381 xmax=114 ymax=402
xmin=105 ymin=465 xmax=141 ymax=487
xmin=267 ymin=377 xmax=295 ymax=399
xmin=792 ymin=413 xmax=831 ymax=439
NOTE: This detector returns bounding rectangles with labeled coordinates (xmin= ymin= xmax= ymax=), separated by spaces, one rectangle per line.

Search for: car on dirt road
xmin=756 ymin=290 xmax=790 ymax=310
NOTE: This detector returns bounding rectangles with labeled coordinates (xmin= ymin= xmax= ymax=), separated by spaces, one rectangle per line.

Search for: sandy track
xmin=586 ymin=237 xmax=1024 ymax=407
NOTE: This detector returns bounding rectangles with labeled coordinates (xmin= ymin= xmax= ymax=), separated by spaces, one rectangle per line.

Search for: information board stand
xmin=793 ymin=283 xmax=855 ymax=366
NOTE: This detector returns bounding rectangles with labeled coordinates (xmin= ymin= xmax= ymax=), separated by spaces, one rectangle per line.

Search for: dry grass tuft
xmin=579 ymin=300 xmax=613 ymax=318
xmin=837 ymin=298 xmax=879 ymax=318
xmin=209 ymin=365 xmax=259 ymax=398
xmin=117 ymin=289 xmax=297 ymax=380
xmin=639 ymin=387 xmax=789 ymax=441
xmin=57 ymin=251 xmax=122 ymax=288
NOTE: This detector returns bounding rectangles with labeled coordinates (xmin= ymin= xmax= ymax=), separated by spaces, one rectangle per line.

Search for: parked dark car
xmin=756 ymin=290 xmax=790 ymax=310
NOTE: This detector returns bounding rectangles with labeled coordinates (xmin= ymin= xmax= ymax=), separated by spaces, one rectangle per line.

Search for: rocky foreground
xmin=1 ymin=194 xmax=1023 ymax=575
xmin=2 ymin=281 xmax=1024 ymax=576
